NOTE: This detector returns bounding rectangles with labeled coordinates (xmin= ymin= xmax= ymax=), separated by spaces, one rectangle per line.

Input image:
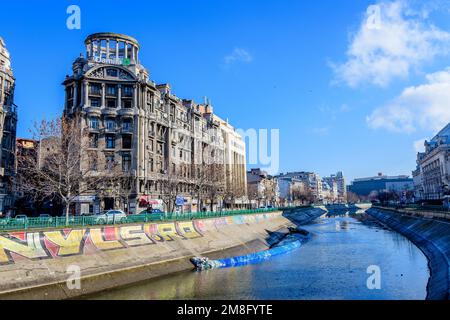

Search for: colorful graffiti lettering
xmin=0 ymin=212 xmax=280 ymax=265
xmin=0 ymin=221 xmax=203 ymax=265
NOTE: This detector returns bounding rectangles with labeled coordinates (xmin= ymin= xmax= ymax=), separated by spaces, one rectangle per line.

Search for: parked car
xmin=140 ymin=208 xmax=164 ymax=215
xmin=95 ymin=210 xmax=128 ymax=224
xmin=14 ymin=214 xmax=28 ymax=224
xmin=38 ymin=214 xmax=53 ymax=223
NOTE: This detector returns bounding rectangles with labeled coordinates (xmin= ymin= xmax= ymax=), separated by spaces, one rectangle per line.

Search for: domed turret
xmin=0 ymin=37 xmax=12 ymax=75
xmin=84 ymin=33 xmax=140 ymax=66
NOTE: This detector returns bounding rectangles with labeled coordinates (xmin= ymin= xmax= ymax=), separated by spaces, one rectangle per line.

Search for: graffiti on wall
xmin=0 ymin=221 xmax=202 ymax=265
xmin=0 ymin=212 xmax=279 ymax=265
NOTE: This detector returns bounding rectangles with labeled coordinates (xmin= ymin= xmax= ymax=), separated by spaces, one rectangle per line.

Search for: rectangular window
xmin=67 ymin=87 xmax=74 ymax=99
xmin=122 ymin=100 xmax=132 ymax=108
xmin=89 ymin=133 xmax=98 ymax=148
xmin=105 ymin=154 xmax=115 ymax=170
xmin=122 ymin=154 xmax=131 ymax=172
xmin=89 ymin=83 xmax=101 ymax=95
xmin=122 ymin=119 xmax=132 ymax=133
xmin=149 ymin=140 xmax=154 ymax=151
xmin=105 ymin=119 xmax=115 ymax=131
xmin=122 ymin=135 xmax=132 ymax=149
xmin=106 ymin=85 xmax=117 ymax=96
xmin=122 ymin=86 xmax=133 ymax=97
xmin=106 ymin=99 xmax=116 ymax=108
xmin=89 ymin=117 xmax=99 ymax=129
xmin=150 ymin=159 xmax=154 ymax=172
xmin=90 ymin=98 xmax=100 ymax=107
xmin=106 ymin=135 xmax=115 ymax=149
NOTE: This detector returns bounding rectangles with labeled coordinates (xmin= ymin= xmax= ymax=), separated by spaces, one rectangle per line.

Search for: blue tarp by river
xmin=191 ymin=233 xmax=307 ymax=271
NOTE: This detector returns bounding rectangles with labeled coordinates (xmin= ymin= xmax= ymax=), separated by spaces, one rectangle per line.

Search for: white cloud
xmin=414 ymin=138 xmax=426 ymax=152
xmin=332 ymin=0 xmax=450 ymax=87
xmin=224 ymin=48 xmax=253 ymax=65
xmin=367 ymin=67 xmax=450 ymax=133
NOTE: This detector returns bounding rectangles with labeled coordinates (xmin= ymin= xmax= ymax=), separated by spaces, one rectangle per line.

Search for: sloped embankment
xmin=0 ymin=207 xmax=324 ymax=299
xmin=367 ymin=208 xmax=450 ymax=300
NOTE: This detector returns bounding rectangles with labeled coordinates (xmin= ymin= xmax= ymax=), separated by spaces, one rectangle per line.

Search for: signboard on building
xmin=73 ymin=196 xmax=96 ymax=203
xmin=90 ymin=57 xmax=131 ymax=66
xmin=176 ymin=196 xmax=186 ymax=207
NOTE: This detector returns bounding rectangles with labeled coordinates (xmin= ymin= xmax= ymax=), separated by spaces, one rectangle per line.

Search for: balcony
xmin=88 ymin=126 xmax=100 ymax=133
xmin=121 ymin=126 xmax=134 ymax=134
xmin=104 ymin=126 xmax=117 ymax=133
xmin=84 ymin=106 xmax=101 ymax=116
xmin=102 ymin=107 xmax=118 ymax=116
xmin=118 ymin=108 xmax=135 ymax=117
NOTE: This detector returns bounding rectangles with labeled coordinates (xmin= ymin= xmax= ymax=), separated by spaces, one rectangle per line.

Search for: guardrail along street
xmin=0 ymin=207 xmax=306 ymax=231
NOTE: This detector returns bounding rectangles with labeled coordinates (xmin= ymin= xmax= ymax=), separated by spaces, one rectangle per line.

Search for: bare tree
xmin=293 ymin=188 xmax=314 ymax=205
xmin=16 ymin=116 xmax=103 ymax=224
xmin=347 ymin=191 xmax=361 ymax=203
xmin=205 ymin=163 xmax=225 ymax=212
xmin=96 ymin=160 xmax=135 ymax=213
xmin=191 ymin=164 xmax=210 ymax=212
xmin=262 ymin=178 xmax=278 ymax=207
xmin=160 ymin=166 xmax=180 ymax=213
xmin=224 ymin=180 xmax=246 ymax=210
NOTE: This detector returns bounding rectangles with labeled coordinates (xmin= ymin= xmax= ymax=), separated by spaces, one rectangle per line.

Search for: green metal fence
xmin=0 ymin=207 xmax=307 ymax=232
xmin=379 ymin=203 xmax=450 ymax=213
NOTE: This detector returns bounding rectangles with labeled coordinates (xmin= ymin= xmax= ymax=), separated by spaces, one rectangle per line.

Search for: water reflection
xmin=90 ymin=213 xmax=429 ymax=300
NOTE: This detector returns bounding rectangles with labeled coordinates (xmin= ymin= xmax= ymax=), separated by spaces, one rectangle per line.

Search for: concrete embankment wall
xmin=0 ymin=207 xmax=324 ymax=299
xmin=368 ymin=207 xmax=450 ymax=300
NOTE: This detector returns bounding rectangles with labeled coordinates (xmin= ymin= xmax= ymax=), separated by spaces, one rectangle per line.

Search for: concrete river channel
xmin=89 ymin=210 xmax=430 ymax=300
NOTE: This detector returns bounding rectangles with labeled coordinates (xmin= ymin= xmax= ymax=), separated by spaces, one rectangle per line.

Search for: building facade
xmin=323 ymin=172 xmax=347 ymax=203
xmin=278 ymin=172 xmax=323 ymax=201
xmin=63 ymin=33 xmax=246 ymax=214
xmin=278 ymin=176 xmax=308 ymax=206
xmin=247 ymin=169 xmax=279 ymax=208
xmin=348 ymin=173 xmax=414 ymax=197
xmin=0 ymin=37 xmax=17 ymax=215
xmin=413 ymin=123 xmax=450 ymax=202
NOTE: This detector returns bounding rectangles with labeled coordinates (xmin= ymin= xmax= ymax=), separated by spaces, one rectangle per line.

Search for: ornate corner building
xmin=63 ymin=33 xmax=247 ymax=214
xmin=0 ymin=37 xmax=17 ymax=215
xmin=413 ymin=123 xmax=450 ymax=201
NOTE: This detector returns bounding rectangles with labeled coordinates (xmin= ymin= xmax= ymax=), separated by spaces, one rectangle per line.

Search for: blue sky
xmin=1 ymin=0 xmax=450 ymax=181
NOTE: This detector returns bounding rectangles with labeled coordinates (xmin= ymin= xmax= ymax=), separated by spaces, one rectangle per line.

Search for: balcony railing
xmin=121 ymin=126 xmax=133 ymax=133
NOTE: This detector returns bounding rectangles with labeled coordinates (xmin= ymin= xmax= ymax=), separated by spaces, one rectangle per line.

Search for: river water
xmin=90 ymin=212 xmax=429 ymax=300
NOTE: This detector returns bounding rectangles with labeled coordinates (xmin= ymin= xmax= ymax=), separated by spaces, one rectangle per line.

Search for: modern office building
xmin=63 ymin=32 xmax=247 ymax=214
xmin=348 ymin=173 xmax=414 ymax=197
xmin=412 ymin=123 xmax=450 ymax=201
xmin=0 ymin=37 xmax=17 ymax=216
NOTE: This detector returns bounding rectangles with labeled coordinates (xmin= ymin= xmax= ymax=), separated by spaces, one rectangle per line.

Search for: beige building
xmin=213 ymin=115 xmax=247 ymax=206
xmin=0 ymin=37 xmax=17 ymax=215
xmin=63 ymin=33 xmax=246 ymax=214
xmin=247 ymin=169 xmax=278 ymax=208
